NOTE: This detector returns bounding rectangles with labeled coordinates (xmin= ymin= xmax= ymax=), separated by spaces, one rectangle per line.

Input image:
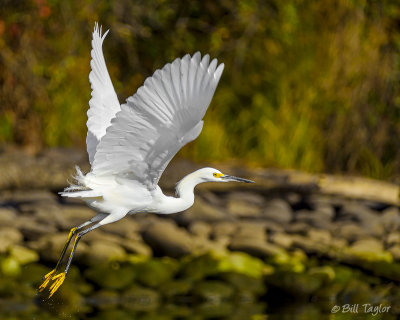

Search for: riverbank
xmin=0 ymin=148 xmax=399 ymax=319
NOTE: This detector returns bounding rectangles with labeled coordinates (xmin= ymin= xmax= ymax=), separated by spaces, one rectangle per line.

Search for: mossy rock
xmin=160 ymin=279 xmax=193 ymax=298
xmin=0 ymin=277 xmax=20 ymax=298
xmin=337 ymin=279 xmax=374 ymax=305
xmin=95 ymin=309 xmax=133 ymax=320
xmin=221 ymin=272 xmax=266 ymax=295
xmin=266 ymin=271 xmax=322 ymax=296
xmin=333 ymin=265 xmax=356 ymax=284
xmin=229 ymin=302 xmax=267 ymax=320
xmin=160 ymin=303 xmax=192 ymax=317
xmin=85 ymin=263 xmax=135 ymax=290
xmin=308 ymin=266 xmax=336 ymax=283
xmin=266 ymin=251 xmax=305 ymax=273
xmin=180 ymin=254 xmax=220 ymax=281
xmin=9 ymin=245 xmax=39 ymax=265
xmin=0 ymin=256 xmax=21 ymax=277
xmin=90 ymin=290 xmax=120 ymax=310
xmin=192 ymin=280 xmax=234 ymax=302
xmin=39 ymin=282 xmax=88 ymax=316
xmin=216 ymin=252 xmax=268 ymax=278
xmin=132 ymin=257 xmax=179 ymax=287
xmin=19 ymin=263 xmax=49 ymax=285
xmin=121 ymin=285 xmax=160 ymax=311
xmin=194 ymin=301 xmax=233 ymax=318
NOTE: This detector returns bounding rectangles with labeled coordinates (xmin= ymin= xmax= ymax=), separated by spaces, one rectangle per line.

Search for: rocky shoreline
xmin=0 ymin=148 xmax=399 ymax=319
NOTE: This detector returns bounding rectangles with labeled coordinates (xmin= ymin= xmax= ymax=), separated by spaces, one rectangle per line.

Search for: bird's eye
xmin=213 ymin=173 xmax=218 ymax=177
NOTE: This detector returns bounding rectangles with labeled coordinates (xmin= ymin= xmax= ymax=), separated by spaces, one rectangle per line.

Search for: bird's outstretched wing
xmin=92 ymin=52 xmax=224 ymax=189
xmin=86 ymin=23 xmax=121 ymax=164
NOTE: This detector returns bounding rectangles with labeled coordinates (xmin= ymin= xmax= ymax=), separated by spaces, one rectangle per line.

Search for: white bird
xmin=39 ymin=23 xmax=253 ymax=297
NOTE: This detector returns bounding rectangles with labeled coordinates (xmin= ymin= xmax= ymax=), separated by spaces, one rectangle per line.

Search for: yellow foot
xmin=38 ymin=269 xmax=55 ymax=292
xmin=49 ymin=273 xmax=66 ymax=297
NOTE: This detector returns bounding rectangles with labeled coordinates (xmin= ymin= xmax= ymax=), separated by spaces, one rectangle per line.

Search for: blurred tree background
xmin=1 ymin=0 xmax=400 ymax=179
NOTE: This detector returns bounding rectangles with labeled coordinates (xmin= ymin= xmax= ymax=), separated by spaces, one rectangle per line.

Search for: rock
xmin=0 ymin=227 xmax=23 ymax=253
xmin=84 ymin=241 xmax=126 ymax=264
xmin=291 ymin=235 xmax=329 ymax=255
xmin=218 ymin=251 xmax=268 ymax=278
xmin=0 ymin=207 xmax=17 ymax=225
xmin=194 ymin=301 xmax=233 ymax=318
xmin=234 ymin=221 xmax=267 ymax=241
xmin=190 ymin=235 xmax=223 ymax=254
xmin=90 ymin=290 xmax=120 ymax=310
xmin=60 ymin=205 xmax=96 ymax=228
xmin=211 ymin=221 xmax=237 ymax=239
xmin=192 ymin=280 xmax=234 ymax=302
xmin=176 ymin=197 xmax=231 ymax=225
xmin=269 ymin=232 xmax=294 ymax=249
xmin=9 ymin=245 xmax=39 ymax=265
xmin=339 ymin=203 xmax=383 ymax=236
xmin=263 ymin=220 xmax=285 ymax=232
xmin=85 ymin=263 xmax=135 ymax=290
xmin=308 ymin=266 xmax=336 ymax=282
xmin=388 ymin=246 xmax=400 ymax=261
xmin=345 ymin=238 xmax=393 ymax=264
xmin=229 ymin=238 xmax=284 ymax=259
xmin=266 ymin=271 xmax=323 ymax=296
xmin=189 ymin=221 xmax=212 ymax=238
xmin=18 ymin=263 xmax=49 ymax=285
xmin=180 ymin=254 xmax=220 ymax=281
xmin=221 ymin=272 xmax=266 ymax=295
xmin=334 ymin=223 xmax=367 ymax=242
xmin=121 ymin=285 xmax=160 ymax=311
xmin=227 ymin=192 xmax=265 ymax=206
xmin=95 ymin=310 xmax=131 ymax=320
xmin=350 ymin=238 xmax=384 ymax=253
xmin=295 ymin=210 xmax=332 ymax=229
xmin=84 ymin=229 xmax=124 ymax=245
xmin=132 ymin=258 xmax=179 ymax=287
xmin=31 ymin=232 xmax=88 ymax=262
xmin=262 ymin=199 xmax=293 ymax=225
xmin=227 ymin=199 xmax=261 ymax=218
xmin=100 ymin=217 xmax=140 ymax=239
xmin=330 ymin=238 xmax=348 ymax=251
xmin=386 ymin=232 xmax=400 ymax=247
xmin=15 ymin=216 xmax=57 ymax=240
xmin=31 ymin=203 xmax=68 ymax=228
xmin=381 ymin=207 xmax=400 ymax=232
xmin=160 ymin=279 xmax=193 ymax=297
xmin=313 ymin=204 xmax=335 ymax=221
xmin=201 ymin=191 xmax=223 ymax=207
xmin=307 ymin=229 xmax=332 ymax=246
xmin=120 ymin=239 xmax=152 ymax=257
xmin=1 ymin=257 xmax=21 ymax=277
xmin=2 ymin=189 xmax=57 ymax=203
xmin=142 ymin=220 xmax=194 ymax=257
xmin=287 ymin=222 xmax=309 ymax=235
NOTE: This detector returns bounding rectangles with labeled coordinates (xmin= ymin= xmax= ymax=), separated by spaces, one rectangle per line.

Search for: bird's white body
xmin=40 ymin=23 xmax=253 ymax=297
xmin=58 ymin=24 xmax=252 ymax=226
xmin=68 ymin=167 xmax=221 ymax=217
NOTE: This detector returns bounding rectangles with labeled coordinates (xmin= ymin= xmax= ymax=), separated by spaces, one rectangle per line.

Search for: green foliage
xmin=1 ymin=0 xmax=400 ymax=178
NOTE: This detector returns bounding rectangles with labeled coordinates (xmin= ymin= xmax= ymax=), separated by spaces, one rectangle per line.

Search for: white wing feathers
xmin=91 ymin=52 xmax=224 ymax=189
xmin=86 ymin=23 xmax=121 ymax=164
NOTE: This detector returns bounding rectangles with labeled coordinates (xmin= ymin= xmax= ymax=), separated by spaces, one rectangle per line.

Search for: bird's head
xmin=197 ymin=167 xmax=254 ymax=184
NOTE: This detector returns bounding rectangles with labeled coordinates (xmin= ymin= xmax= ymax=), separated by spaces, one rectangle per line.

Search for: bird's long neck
xmin=156 ymin=171 xmax=204 ymax=214
xmin=176 ymin=173 xmax=200 ymax=202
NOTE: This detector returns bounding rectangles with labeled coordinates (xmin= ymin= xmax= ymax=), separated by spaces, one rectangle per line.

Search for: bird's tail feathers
xmin=59 ymin=166 xmax=101 ymax=198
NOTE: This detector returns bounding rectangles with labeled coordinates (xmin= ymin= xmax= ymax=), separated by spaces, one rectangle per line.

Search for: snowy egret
xmin=39 ymin=23 xmax=254 ymax=297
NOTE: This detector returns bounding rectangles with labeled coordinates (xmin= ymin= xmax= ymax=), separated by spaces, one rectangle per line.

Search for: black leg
xmin=39 ymin=213 xmax=107 ymax=295
xmin=48 ymin=222 xmax=104 ymax=297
